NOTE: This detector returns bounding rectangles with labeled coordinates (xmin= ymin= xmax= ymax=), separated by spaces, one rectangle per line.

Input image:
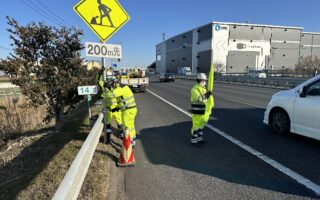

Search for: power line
xmin=19 ymin=0 xmax=64 ymax=27
xmin=36 ymin=0 xmax=72 ymax=27
xmin=0 ymin=46 xmax=12 ymax=51
xmin=25 ymin=0 xmax=68 ymax=27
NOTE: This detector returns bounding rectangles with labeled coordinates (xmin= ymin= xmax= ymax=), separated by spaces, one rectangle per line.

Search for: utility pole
xmin=162 ymin=33 xmax=166 ymax=41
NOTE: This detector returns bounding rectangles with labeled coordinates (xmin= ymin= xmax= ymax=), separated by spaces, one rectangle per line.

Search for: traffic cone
xmin=117 ymin=129 xmax=135 ymax=167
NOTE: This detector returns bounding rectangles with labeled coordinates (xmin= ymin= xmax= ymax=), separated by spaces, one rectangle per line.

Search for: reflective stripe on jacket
xmin=113 ymin=85 xmax=137 ymax=111
xmin=101 ymin=87 xmax=119 ymax=110
xmin=190 ymin=83 xmax=207 ymax=115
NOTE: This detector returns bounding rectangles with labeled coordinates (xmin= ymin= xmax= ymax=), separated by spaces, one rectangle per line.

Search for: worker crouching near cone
xmin=97 ymin=70 xmax=124 ymax=144
xmin=190 ymin=73 xmax=212 ymax=145
xmin=106 ymin=76 xmax=137 ymax=166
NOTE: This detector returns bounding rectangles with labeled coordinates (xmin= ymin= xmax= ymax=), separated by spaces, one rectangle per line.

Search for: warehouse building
xmin=156 ymin=21 xmax=320 ymax=74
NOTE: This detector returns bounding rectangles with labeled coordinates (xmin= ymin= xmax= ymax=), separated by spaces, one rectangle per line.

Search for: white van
xmin=248 ymin=69 xmax=267 ymax=78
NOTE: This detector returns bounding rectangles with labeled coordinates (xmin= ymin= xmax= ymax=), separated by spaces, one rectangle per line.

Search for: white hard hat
xmin=106 ymin=71 xmax=113 ymax=76
xmin=197 ymin=73 xmax=207 ymax=80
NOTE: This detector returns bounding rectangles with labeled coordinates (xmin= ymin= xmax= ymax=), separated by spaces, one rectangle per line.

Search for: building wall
xmin=194 ymin=42 xmax=212 ymax=73
xmin=227 ymin=51 xmax=260 ymax=73
xmin=156 ymin=22 xmax=320 ymax=74
xmin=197 ymin=24 xmax=213 ymax=43
xmin=192 ymin=24 xmax=213 ymax=73
xmin=227 ymin=39 xmax=271 ymax=71
xmin=164 ymin=31 xmax=193 ymax=73
xmin=312 ymin=34 xmax=320 ymax=57
xmin=212 ymin=23 xmax=229 ymax=71
xmin=269 ymin=28 xmax=302 ymax=70
xmin=156 ymin=42 xmax=166 ymax=73
xmin=165 ymin=47 xmax=192 ymax=73
xmin=302 ymin=33 xmax=320 ymax=58
xmin=301 ymin=33 xmax=313 ymax=58
xmin=197 ymin=50 xmax=212 ymax=73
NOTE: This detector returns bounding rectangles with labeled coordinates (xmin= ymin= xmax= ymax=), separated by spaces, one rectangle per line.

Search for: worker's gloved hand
xmin=203 ymin=91 xmax=212 ymax=99
xmin=111 ymin=108 xmax=119 ymax=112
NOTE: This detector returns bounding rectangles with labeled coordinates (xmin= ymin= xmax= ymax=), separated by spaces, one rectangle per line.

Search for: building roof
xmin=157 ymin=21 xmax=308 ymax=46
xmin=302 ymin=31 xmax=320 ymax=35
xmin=212 ymin=21 xmax=303 ymax=30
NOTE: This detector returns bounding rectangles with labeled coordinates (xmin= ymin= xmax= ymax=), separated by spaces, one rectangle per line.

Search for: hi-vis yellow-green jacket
xmin=101 ymin=88 xmax=119 ymax=110
xmin=96 ymin=74 xmax=119 ymax=110
xmin=113 ymin=85 xmax=137 ymax=111
xmin=190 ymin=83 xmax=207 ymax=115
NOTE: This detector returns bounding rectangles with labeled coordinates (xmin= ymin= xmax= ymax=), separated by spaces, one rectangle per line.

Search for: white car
xmin=263 ymin=75 xmax=320 ymax=141
xmin=248 ymin=69 xmax=267 ymax=78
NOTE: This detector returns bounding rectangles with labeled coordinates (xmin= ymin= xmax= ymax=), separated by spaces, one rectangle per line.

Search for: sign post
xmin=87 ymin=94 xmax=92 ymax=121
xmin=78 ymin=86 xmax=98 ymax=126
xmin=102 ymin=56 xmax=107 ymax=144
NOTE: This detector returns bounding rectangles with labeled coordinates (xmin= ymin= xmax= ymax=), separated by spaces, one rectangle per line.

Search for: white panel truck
xmin=178 ymin=67 xmax=192 ymax=75
xmin=120 ymin=67 xmax=149 ymax=92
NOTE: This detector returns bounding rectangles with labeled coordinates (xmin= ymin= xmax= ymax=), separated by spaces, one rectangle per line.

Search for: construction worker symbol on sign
xmin=74 ymin=0 xmax=130 ymax=43
xmin=90 ymin=0 xmax=116 ymax=28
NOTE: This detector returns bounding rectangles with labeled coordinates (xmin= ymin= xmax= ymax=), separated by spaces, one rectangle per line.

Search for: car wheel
xmin=270 ymin=109 xmax=290 ymax=134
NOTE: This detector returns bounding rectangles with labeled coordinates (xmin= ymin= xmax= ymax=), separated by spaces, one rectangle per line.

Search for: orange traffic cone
xmin=117 ymin=129 xmax=135 ymax=167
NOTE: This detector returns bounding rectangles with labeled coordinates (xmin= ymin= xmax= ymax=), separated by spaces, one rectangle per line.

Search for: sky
xmin=1 ymin=0 xmax=320 ymax=68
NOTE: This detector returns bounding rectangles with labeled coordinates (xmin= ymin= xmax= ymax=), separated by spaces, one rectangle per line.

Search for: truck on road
xmin=178 ymin=67 xmax=192 ymax=75
xmin=120 ymin=67 xmax=149 ymax=92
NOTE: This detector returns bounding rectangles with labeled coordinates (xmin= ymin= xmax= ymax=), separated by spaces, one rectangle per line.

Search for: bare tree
xmin=213 ymin=62 xmax=225 ymax=75
xmin=0 ymin=17 xmax=96 ymax=129
xmin=296 ymin=56 xmax=320 ymax=76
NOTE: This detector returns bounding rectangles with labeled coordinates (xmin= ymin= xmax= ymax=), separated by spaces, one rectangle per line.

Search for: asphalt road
xmin=116 ymin=78 xmax=320 ymax=200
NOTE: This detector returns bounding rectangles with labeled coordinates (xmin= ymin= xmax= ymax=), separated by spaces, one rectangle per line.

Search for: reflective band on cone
xmin=117 ymin=130 xmax=135 ymax=167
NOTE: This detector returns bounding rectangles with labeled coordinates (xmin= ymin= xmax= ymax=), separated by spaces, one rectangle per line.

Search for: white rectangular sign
xmin=77 ymin=85 xmax=98 ymax=95
xmin=85 ymin=42 xmax=122 ymax=59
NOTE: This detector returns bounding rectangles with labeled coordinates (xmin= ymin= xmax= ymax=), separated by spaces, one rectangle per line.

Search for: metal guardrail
xmin=52 ymin=113 xmax=104 ymax=200
xmin=175 ymin=74 xmax=308 ymax=89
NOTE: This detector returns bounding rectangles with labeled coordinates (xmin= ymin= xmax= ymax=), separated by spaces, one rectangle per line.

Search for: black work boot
xmin=197 ymin=130 xmax=205 ymax=144
xmin=191 ymin=134 xmax=199 ymax=145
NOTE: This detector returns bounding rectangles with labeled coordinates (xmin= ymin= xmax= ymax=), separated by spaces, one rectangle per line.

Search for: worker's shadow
xmin=138 ymin=108 xmax=320 ymax=198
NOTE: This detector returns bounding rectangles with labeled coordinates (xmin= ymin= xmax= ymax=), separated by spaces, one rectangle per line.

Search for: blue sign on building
xmin=215 ymin=24 xmax=221 ymax=31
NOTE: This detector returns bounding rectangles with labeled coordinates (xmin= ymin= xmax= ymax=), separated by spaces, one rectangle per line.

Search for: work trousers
xmin=122 ymin=107 xmax=137 ymax=140
xmin=191 ymin=114 xmax=206 ymax=135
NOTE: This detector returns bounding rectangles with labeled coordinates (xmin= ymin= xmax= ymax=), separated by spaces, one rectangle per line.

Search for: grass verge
xmin=0 ymin=99 xmax=121 ymax=200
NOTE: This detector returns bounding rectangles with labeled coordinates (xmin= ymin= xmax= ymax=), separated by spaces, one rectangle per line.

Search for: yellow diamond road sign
xmin=73 ymin=0 xmax=130 ymax=43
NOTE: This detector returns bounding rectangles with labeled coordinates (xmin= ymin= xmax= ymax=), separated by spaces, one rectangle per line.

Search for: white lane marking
xmin=218 ymin=96 xmax=265 ymax=109
xmin=146 ymin=89 xmax=320 ymax=196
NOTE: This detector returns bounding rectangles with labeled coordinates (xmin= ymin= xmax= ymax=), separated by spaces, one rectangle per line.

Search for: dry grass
xmin=0 ymin=77 xmax=10 ymax=83
xmin=78 ymin=136 xmax=120 ymax=200
xmin=0 ymin=99 xmax=120 ymax=199
xmin=0 ymin=96 xmax=54 ymax=139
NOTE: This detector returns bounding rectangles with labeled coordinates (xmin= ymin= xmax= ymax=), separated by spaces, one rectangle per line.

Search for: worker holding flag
xmin=190 ymin=65 xmax=215 ymax=145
